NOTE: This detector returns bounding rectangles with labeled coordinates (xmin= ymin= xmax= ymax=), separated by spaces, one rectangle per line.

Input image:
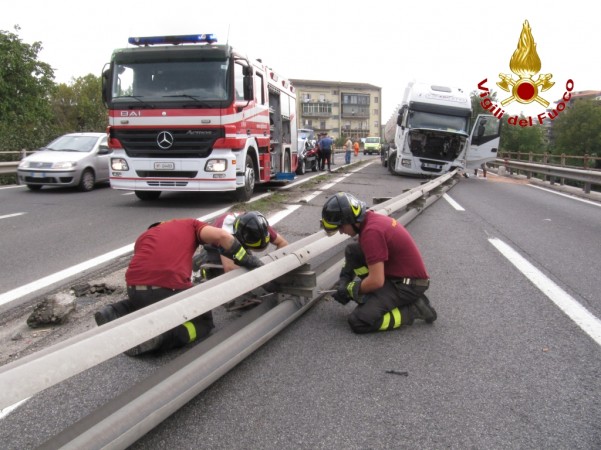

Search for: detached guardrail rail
xmin=1 ymin=170 xmax=459 ymax=448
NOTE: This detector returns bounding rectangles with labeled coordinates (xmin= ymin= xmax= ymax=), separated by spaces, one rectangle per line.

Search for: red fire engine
xmin=101 ymin=34 xmax=298 ymax=201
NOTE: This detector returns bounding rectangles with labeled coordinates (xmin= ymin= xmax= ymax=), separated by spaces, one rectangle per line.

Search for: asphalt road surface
xmin=0 ymin=161 xmax=600 ymax=449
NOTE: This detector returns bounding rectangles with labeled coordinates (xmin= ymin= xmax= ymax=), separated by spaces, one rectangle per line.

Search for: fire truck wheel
xmin=296 ymin=158 xmax=306 ymax=175
xmin=234 ymin=155 xmax=255 ymax=202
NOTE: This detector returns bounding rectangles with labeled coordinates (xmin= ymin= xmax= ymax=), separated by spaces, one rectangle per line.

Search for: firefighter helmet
xmin=321 ymin=192 xmax=367 ymax=235
xmin=234 ymin=211 xmax=270 ymax=250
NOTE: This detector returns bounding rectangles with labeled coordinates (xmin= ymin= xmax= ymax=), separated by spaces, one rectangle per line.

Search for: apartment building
xmin=289 ymin=79 xmax=382 ymax=142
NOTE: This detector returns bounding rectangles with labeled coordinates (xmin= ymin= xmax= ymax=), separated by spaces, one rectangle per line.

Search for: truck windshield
xmin=111 ymin=59 xmax=230 ymax=103
xmin=408 ymin=111 xmax=468 ymax=134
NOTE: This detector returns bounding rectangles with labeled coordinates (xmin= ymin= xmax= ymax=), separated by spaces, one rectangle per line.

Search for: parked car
xmin=17 ymin=133 xmax=111 ymax=192
xmin=363 ymin=136 xmax=382 ymax=155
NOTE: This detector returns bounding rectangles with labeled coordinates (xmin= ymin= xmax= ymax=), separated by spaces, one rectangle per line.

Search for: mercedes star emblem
xmin=157 ymin=131 xmax=174 ymax=149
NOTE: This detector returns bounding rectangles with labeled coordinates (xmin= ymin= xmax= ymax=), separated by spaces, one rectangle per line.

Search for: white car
xmin=17 ymin=132 xmax=111 ymax=192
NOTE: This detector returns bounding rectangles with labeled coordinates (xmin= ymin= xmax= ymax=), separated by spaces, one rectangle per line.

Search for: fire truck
xmin=101 ymin=34 xmax=298 ymax=201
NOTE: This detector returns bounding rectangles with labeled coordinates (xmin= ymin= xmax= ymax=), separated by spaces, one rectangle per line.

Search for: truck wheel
xmin=135 ymin=191 xmax=161 ymax=201
xmin=284 ymin=151 xmax=291 ymax=172
xmin=234 ymin=154 xmax=255 ymax=202
xmin=388 ymin=151 xmax=397 ymax=174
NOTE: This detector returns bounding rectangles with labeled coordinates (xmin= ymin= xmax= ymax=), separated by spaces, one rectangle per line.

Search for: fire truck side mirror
xmin=101 ymin=65 xmax=111 ymax=107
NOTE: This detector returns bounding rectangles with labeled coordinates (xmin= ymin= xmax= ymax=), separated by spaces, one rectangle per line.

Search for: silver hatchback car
xmin=17 ymin=132 xmax=111 ymax=192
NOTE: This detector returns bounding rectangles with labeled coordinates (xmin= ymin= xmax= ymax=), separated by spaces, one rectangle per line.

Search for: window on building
xmin=374 ymin=97 xmax=379 ymax=103
xmin=302 ymin=103 xmax=332 ymax=115
xmin=303 ymin=93 xmax=311 ymax=102
xmin=320 ymin=121 xmax=326 ymax=130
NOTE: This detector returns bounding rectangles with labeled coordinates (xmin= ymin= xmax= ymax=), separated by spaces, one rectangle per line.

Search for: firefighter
xmin=320 ymin=192 xmax=437 ymax=333
xmin=94 ymin=218 xmax=263 ymax=356
xmin=193 ymin=211 xmax=288 ymax=278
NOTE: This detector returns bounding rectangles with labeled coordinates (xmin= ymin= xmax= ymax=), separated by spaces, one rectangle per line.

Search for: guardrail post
xmin=527 ymin=152 xmax=533 ymax=180
xmin=583 ymin=154 xmax=591 ymax=193
xmin=560 ymin=153 xmax=566 ymax=185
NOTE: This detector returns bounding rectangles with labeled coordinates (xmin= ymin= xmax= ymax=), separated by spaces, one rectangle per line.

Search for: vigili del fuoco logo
xmin=477 ymin=20 xmax=574 ymax=127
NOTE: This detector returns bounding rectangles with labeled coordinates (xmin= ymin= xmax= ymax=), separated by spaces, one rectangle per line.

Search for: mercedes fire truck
xmin=102 ymin=34 xmax=298 ymax=201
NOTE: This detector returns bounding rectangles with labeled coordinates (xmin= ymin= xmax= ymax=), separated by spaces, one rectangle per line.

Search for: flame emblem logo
xmin=497 ymin=20 xmax=554 ymax=107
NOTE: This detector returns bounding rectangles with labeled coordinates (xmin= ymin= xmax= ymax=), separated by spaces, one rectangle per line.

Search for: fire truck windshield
xmin=111 ymin=59 xmax=230 ymax=105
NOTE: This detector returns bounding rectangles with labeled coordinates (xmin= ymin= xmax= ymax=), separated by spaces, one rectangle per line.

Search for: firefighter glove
xmin=222 ymin=238 xmax=264 ymax=270
xmin=332 ymin=285 xmax=351 ymax=305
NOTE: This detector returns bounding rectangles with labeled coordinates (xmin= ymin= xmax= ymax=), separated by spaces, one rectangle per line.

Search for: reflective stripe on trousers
xmin=379 ymin=307 xmax=402 ymax=331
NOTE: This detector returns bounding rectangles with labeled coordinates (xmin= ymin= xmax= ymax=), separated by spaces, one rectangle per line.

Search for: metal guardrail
xmin=0 ymin=170 xmax=458 ymax=412
xmin=489 ymin=158 xmax=601 ymax=194
xmin=0 ymin=161 xmax=19 ymax=175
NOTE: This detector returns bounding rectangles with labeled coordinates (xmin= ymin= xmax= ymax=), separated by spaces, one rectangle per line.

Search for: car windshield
xmin=366 ymin=138 xmax=379 ymax=143
xmin=47 ymin=136 xmax=99 ymax=152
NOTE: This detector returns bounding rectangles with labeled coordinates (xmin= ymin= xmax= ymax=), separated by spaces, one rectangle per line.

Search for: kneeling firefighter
xmin=321 ymin=192 xmax=437 ymax=333
xmin=94 ymin=218 xmax=263 ymax=356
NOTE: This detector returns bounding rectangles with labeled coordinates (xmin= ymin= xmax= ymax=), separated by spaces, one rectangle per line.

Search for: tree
xmin=51 ymin=74 xmax=107 ymax=134
xmin=550 ymin=99 xmax=601 ymax=165
xmin=499 ymin=118 xmax=546 ymax=153
xmin=0 ymin=26 xmax=56 ymax=151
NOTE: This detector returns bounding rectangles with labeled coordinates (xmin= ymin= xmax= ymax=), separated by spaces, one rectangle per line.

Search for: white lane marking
xmin=490 ymin=238 xmax=601 ymax=347
xmin=527 ymin=184 xmax=601 ymax=208
xmin=0 ymin=162 xmax=373 ymax=306
xmin=0 ymin=212 xmax=26 ymax=220
xmin=0 ymin=398 xmax=28 ymax=420
xmin=0 ymin=185 xmax=25 ymax=190
xmin=0 ymin=209 xmax=230 ymax=308
xmin=443 ymin=193 xmax=465 ymax=211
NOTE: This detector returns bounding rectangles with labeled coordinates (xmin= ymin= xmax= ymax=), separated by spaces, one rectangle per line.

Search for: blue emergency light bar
xmin=128 ymin=34 xmax=218 ymax=46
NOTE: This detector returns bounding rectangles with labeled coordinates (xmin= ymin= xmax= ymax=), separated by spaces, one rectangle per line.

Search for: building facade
xmin=290 ymin=79 xmax=382 ymax=142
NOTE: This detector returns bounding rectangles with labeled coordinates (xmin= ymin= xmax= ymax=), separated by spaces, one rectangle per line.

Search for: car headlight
xmin=205 ymin=159 xmax=227 ymax=172
xmin=53 ymin=161 xmax=76 ymax=169
xmin=18 ymin=161 xmax=30 ymax=169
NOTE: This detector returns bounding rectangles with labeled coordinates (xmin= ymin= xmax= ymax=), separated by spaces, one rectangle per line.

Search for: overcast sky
xmin=3 ymin=0 xmax=599 ymax=122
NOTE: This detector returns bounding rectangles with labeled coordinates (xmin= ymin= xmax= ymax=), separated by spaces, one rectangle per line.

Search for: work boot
xmin=94 ymin=304 xmax=121 ymax=326
xmin=409 ymin=296 xmax=437 ymax=324
xmin=124 ymin=334 xmax=166 ymax=356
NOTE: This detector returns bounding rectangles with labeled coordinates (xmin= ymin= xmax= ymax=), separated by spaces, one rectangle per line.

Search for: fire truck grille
xmin=146 ymin=181 xmax=189 ymax=187
xmin=136 ymin=171 xmax=198 ymax=178
xmin=113 ymin=128 xmax=224 ymax=158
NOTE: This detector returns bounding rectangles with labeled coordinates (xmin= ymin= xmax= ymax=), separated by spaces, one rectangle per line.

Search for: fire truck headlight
xmin=401 ymin=158 xmax=412 ymax=168
xmin=111 ymin=158 xmax=129 ymax=171
xmin=205 ymin=159 xmax=227 ymax=172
